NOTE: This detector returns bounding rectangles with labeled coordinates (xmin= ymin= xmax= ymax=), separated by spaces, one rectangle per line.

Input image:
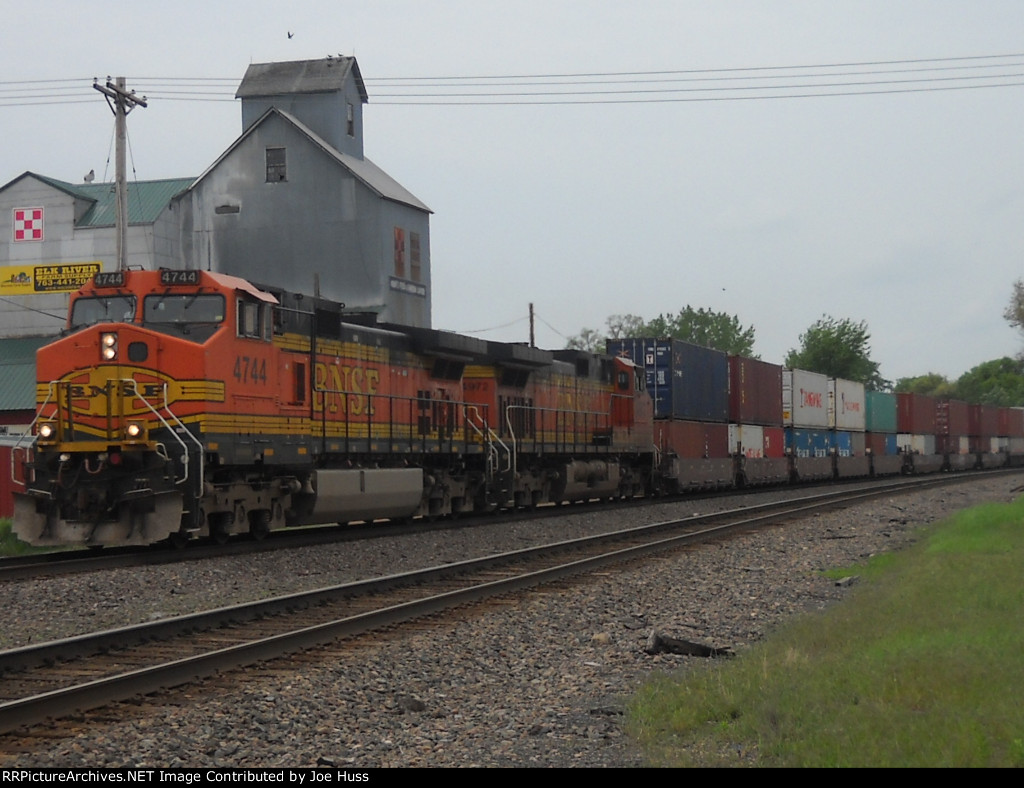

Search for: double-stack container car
xmin=8 ymin=271 xmax=1023 ymax=549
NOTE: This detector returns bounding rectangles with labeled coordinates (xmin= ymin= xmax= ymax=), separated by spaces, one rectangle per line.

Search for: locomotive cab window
xmin=142 ymin=294 xmax=225 ymax=342
xmin=70 ymin=295 xmax=136 ymax=330
xmin=237 ymin=299 xmax=270 ymax=341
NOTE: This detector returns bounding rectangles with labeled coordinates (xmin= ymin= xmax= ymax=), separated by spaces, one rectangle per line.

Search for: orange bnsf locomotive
xmin=11 ymin=269 xmax=654 ymax=546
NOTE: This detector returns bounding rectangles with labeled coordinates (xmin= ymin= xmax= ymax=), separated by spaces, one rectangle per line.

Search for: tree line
xmin=567 ymin=282 xmax=1024 ymax=406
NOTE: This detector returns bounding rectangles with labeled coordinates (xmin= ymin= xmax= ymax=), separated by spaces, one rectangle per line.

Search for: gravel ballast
xmin=1 ymin=474 xmax=1019 ymax=768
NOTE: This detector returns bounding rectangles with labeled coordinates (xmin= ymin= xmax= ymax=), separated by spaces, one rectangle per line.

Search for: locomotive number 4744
xmin=234 ymin=355 xmax=268 ymax=385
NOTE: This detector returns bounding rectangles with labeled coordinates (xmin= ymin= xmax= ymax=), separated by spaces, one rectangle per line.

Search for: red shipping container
xmin=999 ymin=407 xmax=1024 ymax=438
xmin=897 ymin=393 xmax=937 ymax=434
xmin=936 ymin=399 xmax=969 ymax=436
xmin=763 ymin=426 xmax=785 ymax=458
xmin=969 ymin=404 xmax=1000 ymax=438
xmin=728 ymin=356 xmax=783 ymax=427
xmin=657 ymin=420 xmax=730 ymax=459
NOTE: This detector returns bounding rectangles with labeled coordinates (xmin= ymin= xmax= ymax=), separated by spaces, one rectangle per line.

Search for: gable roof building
xmin=0 ymin=55 xmax=433 ymax=422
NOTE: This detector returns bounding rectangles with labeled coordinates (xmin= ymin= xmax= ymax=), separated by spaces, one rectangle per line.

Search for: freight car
xmin=10 ymin=269 xmax=654 ymax=547
xmin=8 ymin=270 xmax=1023 ymax=549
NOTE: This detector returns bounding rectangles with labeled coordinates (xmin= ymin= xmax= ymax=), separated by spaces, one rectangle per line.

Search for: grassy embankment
xmin=0 ymin=517 xmax=42 ymax=556
xmin=627 ymin=496 xmax=1024 ymax=767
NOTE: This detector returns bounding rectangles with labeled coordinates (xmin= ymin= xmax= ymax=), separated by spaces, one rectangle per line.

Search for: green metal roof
xmin=29 ymin=173 xmax=195 ymax=227
xmin=0 ymin=336 xmax=54 ymax=412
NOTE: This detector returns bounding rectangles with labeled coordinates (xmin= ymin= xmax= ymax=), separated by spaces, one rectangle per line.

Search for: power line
xmin=4 ymin=53 xmax=1024 ymax=107
xmin=367 ymin=51 xmax=1024 ymax=80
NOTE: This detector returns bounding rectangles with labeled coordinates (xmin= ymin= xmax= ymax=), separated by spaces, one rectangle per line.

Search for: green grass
xmin=627 ymin=497 xmax=1024 ymax=767
xmin=0 ymin=516 xmax=43 ymax=556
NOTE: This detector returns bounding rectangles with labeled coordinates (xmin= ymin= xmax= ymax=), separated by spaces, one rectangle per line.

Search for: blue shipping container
xmin=608 ymin=338 xmax=729 ymax=422
xmin=785 ymin=428 xmax=833 ymax=458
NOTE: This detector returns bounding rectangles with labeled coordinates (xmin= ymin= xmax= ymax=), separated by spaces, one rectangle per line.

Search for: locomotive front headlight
xmin=124 ymin=421 xmax=146 ymax=441
xmin=101 ymin=332 xmax=118 ymax=361
xmin=37 ymin=421 xmax=56 ymax=442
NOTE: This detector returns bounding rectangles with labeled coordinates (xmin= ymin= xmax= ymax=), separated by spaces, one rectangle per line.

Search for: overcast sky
xmin=3 ymin=1 xmax=1024 ymax=382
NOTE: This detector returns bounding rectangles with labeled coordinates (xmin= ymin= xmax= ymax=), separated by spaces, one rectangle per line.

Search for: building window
xmin=346 ymin=102 xmax=355 ymax=137
xmin=266 ymin=147 xmax=287 ymax=182
xmin=394 ymin=227 xmax=406 ymax=278
xmin=410 ymin=232 xmax=422 ymax=282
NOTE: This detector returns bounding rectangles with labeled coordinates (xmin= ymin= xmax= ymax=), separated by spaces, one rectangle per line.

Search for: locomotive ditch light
xmin=101 ymin=332 xmax=118 ymax=361
xmin=36 ymin=420 xmax=57 ymax=443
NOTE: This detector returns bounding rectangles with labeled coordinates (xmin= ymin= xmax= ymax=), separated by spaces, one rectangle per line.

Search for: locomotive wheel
xmin=249 ymin=509 xmax=271 ymax=541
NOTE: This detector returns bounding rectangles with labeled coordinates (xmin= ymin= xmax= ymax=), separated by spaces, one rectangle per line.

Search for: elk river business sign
xmin=1 ymin=263 xmax=102 ymax=295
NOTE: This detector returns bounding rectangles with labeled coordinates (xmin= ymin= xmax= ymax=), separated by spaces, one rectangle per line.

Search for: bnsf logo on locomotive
xmin=43 ymin=366 xmax=225 ymax=416
xmin=313 ymin=361 xmax=381 ymax=415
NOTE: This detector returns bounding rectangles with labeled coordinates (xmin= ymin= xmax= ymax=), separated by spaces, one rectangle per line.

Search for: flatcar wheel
xmin=249 ymin=510 xmax=271 ymax=541
xmin=210 ymin=513 xmax=232 ymax=545
xmin=166 ymin=531 xmax=190 ymax=549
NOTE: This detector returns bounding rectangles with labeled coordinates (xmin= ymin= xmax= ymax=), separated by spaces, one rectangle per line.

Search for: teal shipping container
xmin=866 ymin=391 xmax=898 ymax=433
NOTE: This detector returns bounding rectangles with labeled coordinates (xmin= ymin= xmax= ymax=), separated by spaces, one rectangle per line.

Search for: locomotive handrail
xmin=312 ymin=384 xmax=491 ymax=458
xmin=120 ymin=379 xmax=204 ymax=494
xmin=504 ymin=403 xmax=612 ymax=480
xmin=8 ymin=382 xmax=60 ymax=489
xmin=464 ymin=405 xmax=509 ymax=478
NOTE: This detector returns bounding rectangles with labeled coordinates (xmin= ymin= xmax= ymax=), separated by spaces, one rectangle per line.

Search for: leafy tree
xmin=1005 ymin=279 xmax=1024 ymax=362
xmin=1005 ymin=279 xmax=1024 ymax=333
xmin=894 ymin=373 xmax=956 ymax=399
xmin=954 ymin=357 xmax=1024 ymax=406
xmin=604 ymin=313 xmax=647 ymax=340
xmin=567 ymin=307 xmax=757 ymax=357
xmin=644 ymin=307 xmax=756 ymax=357
xmin=565 ymin=326 xmax=606 ymax=353
xmin=785 ymin=315 xmax=890 ymax=390
xmin=567 ymin=314 xmax=648 ymax=352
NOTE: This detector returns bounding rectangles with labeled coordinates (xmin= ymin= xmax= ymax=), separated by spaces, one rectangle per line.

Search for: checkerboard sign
xmin=13 ymin=207 xmax=44 ymax=242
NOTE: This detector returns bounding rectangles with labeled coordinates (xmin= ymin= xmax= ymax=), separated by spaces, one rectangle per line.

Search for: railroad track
xmin=0 ymin=471 xmax=1006 ymax=583
xmin=0 ymin=474 xmax=966 ymax=737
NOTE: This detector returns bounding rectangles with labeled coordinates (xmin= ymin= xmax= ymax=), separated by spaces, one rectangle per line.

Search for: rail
xmin=0 ymin=474 xmax=960 ymax=736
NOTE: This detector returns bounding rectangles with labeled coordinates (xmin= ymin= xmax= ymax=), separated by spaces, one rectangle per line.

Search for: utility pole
xmin=93 ymin=77 xmax=147 ymax=271
xmin=529 ymin=303 xmax=535 ymax=347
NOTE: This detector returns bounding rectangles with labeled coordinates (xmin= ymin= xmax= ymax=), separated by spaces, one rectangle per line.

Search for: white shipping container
xmin=728 ymin=424 xmax=764 ymax=458
xmin=783 ymin=369 xmax=830 ymax=428
xmin=898 ymin=434 xmax=936 ymax=455
xmin=829 ymin=378 xmax=866 ymax=432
